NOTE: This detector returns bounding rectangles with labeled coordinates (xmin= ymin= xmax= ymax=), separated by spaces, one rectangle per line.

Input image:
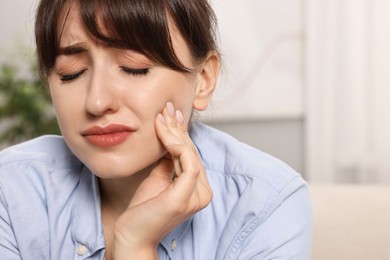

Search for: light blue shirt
xmin=0 ymin=122 xmax=312 ymax=259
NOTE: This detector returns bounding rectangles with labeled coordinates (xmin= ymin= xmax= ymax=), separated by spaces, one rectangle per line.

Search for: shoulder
xmin=0 ymin=135 xmax=83 ymax=207
xmin=0 ymin=136 xmax=97 ymax=259
xmin=189 ymin=122 xmax=312 ymax=259
xmin=190 ymin=122 xmax=303 ymax=192
xmin=0 ymin=135 xmax=79 ymax=168
xmin=190 ymin=121 xmax=309 ymax=232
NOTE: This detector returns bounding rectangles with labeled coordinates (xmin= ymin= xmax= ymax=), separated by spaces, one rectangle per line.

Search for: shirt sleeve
xmin=238 ymin=180 xmax=313 ymax=260
xmin=0 ymin=186 xmax=21 ymax=260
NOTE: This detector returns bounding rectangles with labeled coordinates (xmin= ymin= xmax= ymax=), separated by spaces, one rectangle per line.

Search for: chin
xmin=84 ymin=161 xmax=136 ymax=178
xmin=83 ymin=153 xmax=162 ymax=179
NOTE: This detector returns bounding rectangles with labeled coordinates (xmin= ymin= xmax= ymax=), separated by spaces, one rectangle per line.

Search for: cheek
xmin=175 ymin=86 xmax=197 ymax=121
xmin=134 ymin=71 xmax=196 ymax=121
xmin=155 ymin=88 xmax=194 ymax=124
xmin=48 ymin=83 xmax=83 ymax=131
xmin=51 ymin=98 xmax=76 ymax=135
xmin=162 ymin=76 xmax=197 ymax=118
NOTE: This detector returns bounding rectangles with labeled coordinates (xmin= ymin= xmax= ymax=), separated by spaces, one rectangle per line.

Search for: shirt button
xmin=77 ymin=245 xmax=88 ymax=256
xmin=171 ymin=239 xmax=177 ymax=251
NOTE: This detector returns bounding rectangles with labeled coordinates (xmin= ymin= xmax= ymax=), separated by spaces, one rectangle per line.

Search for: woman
xmin=0 ymin=0 xmax=312 ymax=259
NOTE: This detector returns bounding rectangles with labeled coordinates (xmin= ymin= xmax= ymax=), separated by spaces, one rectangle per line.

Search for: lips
xmin=81 ymin=124 xmax=135 ymax=147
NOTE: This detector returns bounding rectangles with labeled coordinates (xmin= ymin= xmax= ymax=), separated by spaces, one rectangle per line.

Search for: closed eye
xmin=120 ymin=67 xmax=149 ymax=77
xmin=60 ymin=69 xmax=87 ymax=82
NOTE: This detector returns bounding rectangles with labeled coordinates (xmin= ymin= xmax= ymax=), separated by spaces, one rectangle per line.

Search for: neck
xmin=98 ymin=163 xmax=155 ymax=216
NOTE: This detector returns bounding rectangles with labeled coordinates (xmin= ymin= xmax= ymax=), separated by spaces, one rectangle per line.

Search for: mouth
xmin=81 ymin=124 xmax=135 ymax=147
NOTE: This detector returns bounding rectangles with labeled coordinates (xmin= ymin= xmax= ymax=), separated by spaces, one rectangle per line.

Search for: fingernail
xmin=157 ymin=113 xmax=166 ymax=124
xmin=175 ymin=110 xmax=184 ymax=124
xmin=166 ymin=102 xmax=175 ymax=117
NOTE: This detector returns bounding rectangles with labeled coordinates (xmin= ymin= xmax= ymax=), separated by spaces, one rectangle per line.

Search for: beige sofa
xmin=310 ymin=184 xmax=390 ymax=260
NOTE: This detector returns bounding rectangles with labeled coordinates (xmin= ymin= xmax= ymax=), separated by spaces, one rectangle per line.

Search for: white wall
xmin=205 ymin=0 xmax=304 ymax=121
xmin=0 ymin=1 xmax=37 ymax=66
xmin=305 ymin=0 xmax=390 ymax=183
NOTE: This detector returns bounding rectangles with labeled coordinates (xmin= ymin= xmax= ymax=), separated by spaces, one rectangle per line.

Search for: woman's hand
xmin=113 ymin=102 xmax=213 ymax=259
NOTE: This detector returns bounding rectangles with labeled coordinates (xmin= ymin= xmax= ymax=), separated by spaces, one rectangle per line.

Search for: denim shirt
xmin=0 ymin=122 xmax=312 ymax=259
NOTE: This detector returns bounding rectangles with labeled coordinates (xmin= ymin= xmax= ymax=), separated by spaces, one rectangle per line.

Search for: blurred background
xmin=1 ymin=0 xmax=390 ymax=184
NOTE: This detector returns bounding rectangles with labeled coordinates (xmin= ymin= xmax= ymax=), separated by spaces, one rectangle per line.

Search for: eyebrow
xmin=58 ymin=43 xmax=88 ymax=55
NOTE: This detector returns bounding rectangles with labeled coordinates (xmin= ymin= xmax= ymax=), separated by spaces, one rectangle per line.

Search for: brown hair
xmin=35 ymin=0 xmax=219 ymax=79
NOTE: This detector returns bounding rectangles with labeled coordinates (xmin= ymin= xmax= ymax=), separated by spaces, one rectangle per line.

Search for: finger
xmin=161 ymin=102 xmax=187 ymax=143
xmin=166 ymin=148 xmax=200 ymax=202
xmin=155 ymin=103 xmax=196 ymax=154
xmin=156 ymin=112 xmax=184 ymax=178
xmin=170 ymin=146 xmax=212 ymax=206
xmin=175 ymin=109 xmax=187 ymax=132
xmin=163 ymin=101 xmax=178 ymax=128
xmin=168 ymin=148 xmax=212 ymax=211
xmin=172 ymin=157 xmax=182 ymax=179
xmin=156 ymin=102 xmax=204 ymax=180
xmin=156 ymin=113 xmax=181 ymax=148
xmin=166 ymin=143 xmax=211 ymax=198
xmin=175 ymin=110 xmax=197 ymax=154
xmin=162 ymin=102 xmax=187 ymax=145
xmin=156 ymin=103 xmax=183 ymax=147
xmin=165 ymin=103 xmax=198 ymax=153
xmin=165 ymin=143 xmax=202 ymax=182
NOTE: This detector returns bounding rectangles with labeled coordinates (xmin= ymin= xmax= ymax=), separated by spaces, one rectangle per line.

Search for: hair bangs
xmin=78 ymin=0 xmax=189 ymax=72
xmin=35 ymin=0 xmax=218 ymax=79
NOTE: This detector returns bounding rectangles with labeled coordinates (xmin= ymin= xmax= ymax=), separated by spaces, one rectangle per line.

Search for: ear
xmin=193 ymin=52 xmax=220 ymax=111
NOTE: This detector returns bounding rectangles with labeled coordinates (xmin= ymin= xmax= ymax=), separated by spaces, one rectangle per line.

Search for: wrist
xmin=113 ymin=232 xmax=158 ymax=260
xmin=113 ymin=242 xmax=158 ymax=260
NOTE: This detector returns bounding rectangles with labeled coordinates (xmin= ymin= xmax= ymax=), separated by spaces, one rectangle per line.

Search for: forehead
xmin=57 ymin=3 xmax=85 ymax=46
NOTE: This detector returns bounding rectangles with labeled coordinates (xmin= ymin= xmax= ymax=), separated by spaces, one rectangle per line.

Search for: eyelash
xmin=120 ymin=67 xmax=150 ymax=76
xmin=59 ymin=67 xmax=149 ymax=82
xmin=60 ymin=70 xmax=86 ymax=82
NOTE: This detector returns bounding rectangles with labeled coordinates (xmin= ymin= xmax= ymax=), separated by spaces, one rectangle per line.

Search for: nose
xmin=85 ymin=70 xmax=120 ymax=116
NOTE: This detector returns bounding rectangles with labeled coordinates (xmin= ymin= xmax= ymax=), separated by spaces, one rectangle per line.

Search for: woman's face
xmin=48 ymin=6 xmax=203 ymax=178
